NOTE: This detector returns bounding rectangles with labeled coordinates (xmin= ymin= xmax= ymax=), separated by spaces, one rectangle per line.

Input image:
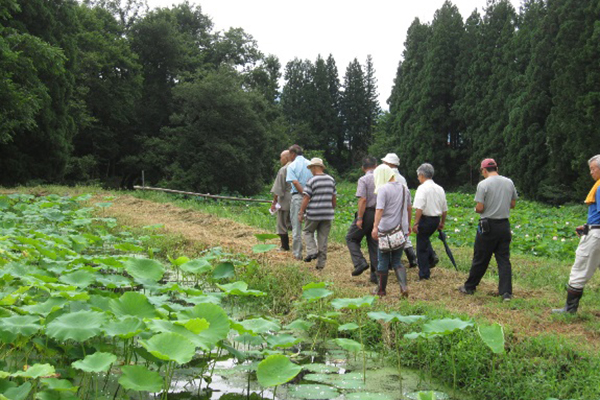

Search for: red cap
xmin=480 ymin=158 xmax=497 ymax=169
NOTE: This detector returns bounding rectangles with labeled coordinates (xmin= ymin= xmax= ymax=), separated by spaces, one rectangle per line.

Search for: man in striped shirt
xmin=299 ymin=158 xmax=337 ymax=270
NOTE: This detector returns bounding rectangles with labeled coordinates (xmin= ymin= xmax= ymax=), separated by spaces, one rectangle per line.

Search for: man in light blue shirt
xmin=286 ymin=144 xmax=313 ymax=260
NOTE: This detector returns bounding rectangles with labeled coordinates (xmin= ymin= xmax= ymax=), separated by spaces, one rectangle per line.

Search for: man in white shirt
xmin=412 ymin=163 xmax=448 ymax=280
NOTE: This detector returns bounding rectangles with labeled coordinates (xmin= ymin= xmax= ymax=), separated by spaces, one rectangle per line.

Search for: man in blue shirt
xmin=553 ymin=155 xmax=600 ymax=314
xmin=286 ymin=145 xmax=313 ymax=260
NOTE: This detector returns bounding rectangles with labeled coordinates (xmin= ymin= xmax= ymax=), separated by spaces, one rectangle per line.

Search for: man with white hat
xmin=299 ymin=158 xmax=337 ymax=270
xmin=381 ymin=153 xmax=422 ymax=270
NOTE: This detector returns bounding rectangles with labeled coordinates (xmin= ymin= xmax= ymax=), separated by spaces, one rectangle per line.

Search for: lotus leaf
xmin=212 ymin=262 xmax=235 ymax=279
xmin=266 ymin=334 xmax=301 ymax=348
xmin=338 ymin=323 xmax=359 ymax=331
xmin=2 ymin=382 xmax=32 ymax=400
xmin=285 ymin=319 xmax=314 ymax=331
xmin=146 ymin=319 xmax=211 ymax=351
xmin=302 ymin=288 xmax=333 ymax=302
xmin=254 ymin=233 xmax=280 ymax=242
xmin=367 ymin=311 xmax=427 ymax=324
xmin=345 ymin=393 xmax=393 ymax=400
xmin=303 ymin=363 xmax=339 ymax=373
xmin=301 ymin=282 xmax=328 ymax=290
xmin=95 ymin=274 xmax=132 ymax=288
xmin=252 ymin=244 xmax=278 ymax=253
xmin=58 ymin=270 xmax=96 ymax=288
xmin=46 ymin=311 xmax=106 ymax=342
xmin=239 ymin=317 xmax=281 ymax=334
xmin=118 ymin=365 xmax=163 ymax=392
xmin=13 ymin=364 xmax=55 ymax=379
xmin=422 ymin=318 xmax=474 ymax=335
xmin=288 ymin=384 xmax=339 ymax=399
xmin=234 ymin=333 xmax=266 ymax=346
xmin=177 ymin=303 xmax=230 ymax=348
xmin=331 ymin=338 xmax=362 ymax=353
xmin=123 ymin=258 xmax=164 ymax=283
xmin=180 ymin=259 xmax=212 ymax=274
xmin=478 ymin=323 xmax=505 ymax=354
xmin=109 ymin=292 xmax=159 ymax=319
xmin=168 ymin=255 xmax=190 ymax=266
xmin=140 ymin=332 xmax=197 ymax=364
xmin=72 ymin=352 xmax=117 ymax=373
xmin=114 ymin=243 xmax=144 ymax=252
xmin=405 ymin=391 xmax=449 ymax=400
xmin=0 ymin=315 xmax=41 ymax=337
xmin=216 ymin=281 xmax=266 ymax=297
xmin=256 ymin=354 xmax=302 ymax=387
xmin=39 ymin=378 xmax=77 ymax=391
xmin=331 ymin=295 xmax=376 ymax=310
xmin=103 ymin=317 xmax=146 ymax=339
xmin=303 ymin=372 xmax=364 ymax=390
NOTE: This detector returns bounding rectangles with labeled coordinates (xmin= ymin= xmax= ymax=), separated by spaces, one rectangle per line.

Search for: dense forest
xmin=1 ymin=0 xmax=599 ymax=202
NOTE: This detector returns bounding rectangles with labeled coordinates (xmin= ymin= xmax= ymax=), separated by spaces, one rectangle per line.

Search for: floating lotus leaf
xmin=58 ymin=269 xmax=96 ymax=288
xmin=13 ymin=364 xmax=55 ymax=379
xmin=478 ymin=323 xmax=505 ymax=354
xmin=109 ymin=292 xmax=159 ymax=319
xmin=405 ymin=391 xmax=449 ymax=400
xmin=114 ymin=242 xmax=144 ymax=252
xmin=239 ymin=317 xmax=281 ymax=334
xmin=140 ymin=332 xmax=197 ymax=364
xmin=177 ymin=303 xmax=230 ymax=348
xmin=252 ymin=244 xmax=278 ymax=253
xmin=118 ymin=365 xmax=163 ymax=392
xmin=146 ymin=319 xmax=211 ymax=351
xmin=123 ymin=258 xmax=164 ymax=283
xmin=266 ymin=334 xmax=301 ymax=348
xmin=404 ymin=332 xmax=439 ymax=340
xmin=338 ymin=323 xmax=359 ymax=331
xmin=95 ymin=274 xmax=132 ymax=288
xmin=180 ymin=259 xmax=212 ymax=274
xmin=285 ymin=319 xmax=314 ymax=331
xmin=216 ymin=281 xmax=266 ymax=297
xmin=367 ymin=311 xmax=427 ymax=324
xmin=288 ymin=384 xmax=339 ymax=399
xmin=46 ymin=311 xmax=106 ymax=342
xmin=303 ymin=372 xmax=364 ymax=390
xmin=0 ymin=315 xmax=41 ymax=337
xmin=331 ymin=338 xmax=362 ymax=353
xmin=302 ymin=288 xmax=333 ymax=302
xmin=256 ymin=354 xmax=302 ymax=387
xmin=103 ymin=317 xmax=146 ymax=339
xmin=303 ymin=364 xmax=339 ymax=374
xmin=72 ymin=352 xmax=117 ymax=373
xmin=212 ymin=262 xmax=235 ymax=279
xmin=331 ymin=296 xmax=376 ymax=310
xmin=422 ymin=318 xmax=474 ymax=335
xmin=345 ymin=393 xmax=393 ymax=400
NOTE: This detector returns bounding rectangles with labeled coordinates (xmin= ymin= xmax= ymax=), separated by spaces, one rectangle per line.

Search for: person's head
xmin=373 ymin=164 xmax=395 ymax=194
xmin=480 ymin=158 xmax=498 ymax=178
xmin=307 ymin=157 xmax=325 ymax=174
xmin=288 ymin=144 xmax=303 ymax=161
xmin=381 ymin=153 xmax=400 ymax=168
xmin=588 ymin=155 xmax=600 ymax=181
xmin=416 ymin=163 xmax=434 ymax=184
xmin=362 ymin=156 xmax=377 ymax=172
xmin=279 ymin=150 xmax=290 ymax=166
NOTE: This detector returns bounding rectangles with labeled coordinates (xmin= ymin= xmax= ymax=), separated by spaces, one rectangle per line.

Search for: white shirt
xmin=413 ymin=179 xmax=448 ymax=217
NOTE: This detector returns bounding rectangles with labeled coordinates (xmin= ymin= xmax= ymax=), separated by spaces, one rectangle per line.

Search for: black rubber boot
xmin=552 ymin=286 xmax=583 ymax=314
xmin=279 ymin=234 xmax=290 ymax=251
xmin=405 ymin=247 xmax=418 ymax=268
xmin=393 ymin=266 xmax=409 ymax=298
xmin=372 ymin=272 xmax=388 ymax=297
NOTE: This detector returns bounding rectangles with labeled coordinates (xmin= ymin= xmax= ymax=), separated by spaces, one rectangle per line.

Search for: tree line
xmin=0 ymin=0 xmax=380 ymax=195
xmin=372 ymin=0 xmax=600 ymax=203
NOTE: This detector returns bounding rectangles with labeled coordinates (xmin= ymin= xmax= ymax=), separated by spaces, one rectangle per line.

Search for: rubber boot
xmin=279 ymin=234 xmax=290 ymax=251
xmin=394 ymin=266 xmax=409 ymax=298
xmin=404 ymin=247 xmax=418 ymax=268
xmin=369 ymin=265 xmax=378 ymax=284
xmin=372 ymin=272 xmax=388 ymax=297
xmin=552 ymin=286 xmax=583 ymax=314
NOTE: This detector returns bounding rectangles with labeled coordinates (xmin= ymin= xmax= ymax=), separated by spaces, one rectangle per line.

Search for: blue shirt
xmin=286 ymin=155 xmax=313 ymax=193
xmin=588 ymin=188 xmax=600 ymax=224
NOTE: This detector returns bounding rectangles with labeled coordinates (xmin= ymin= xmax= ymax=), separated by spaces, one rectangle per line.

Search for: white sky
xmin=145 ymin=0 xmax=522 ymax=109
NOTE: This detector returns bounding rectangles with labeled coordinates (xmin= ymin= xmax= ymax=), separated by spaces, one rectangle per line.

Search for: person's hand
xmin=356 ymin=218 xmax=363 ymax=229
xmin=438 ymin=222 xmax=445 ymax=231
xmin=270 ymin=203 xmax=277 ymax=213
xmin=412 ymin=224 xmax=419 ymax=234
xmin=298 ymin=213 xmax=304 ymax=223
xmin=576 ymin=225 xmax=585 ymax=237
xmin=371 ymin=227 xmax=378 ymax=240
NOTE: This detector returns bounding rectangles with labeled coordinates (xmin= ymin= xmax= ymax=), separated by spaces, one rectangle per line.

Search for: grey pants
xmin=290 ymin=194 xmax=304 ymax=259
xmin=276 ymin=209 xmax=291 ymax=235
xmin=303 ymin=219 xmax=332 ymax=269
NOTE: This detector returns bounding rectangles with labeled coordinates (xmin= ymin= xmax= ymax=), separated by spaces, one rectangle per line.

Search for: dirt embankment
xmin=105 ymin=195 xmax=600 ymax=348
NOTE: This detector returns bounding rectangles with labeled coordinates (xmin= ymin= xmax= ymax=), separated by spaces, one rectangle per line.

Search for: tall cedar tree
xmin=341 ymin=58 xmax=369 ymax=165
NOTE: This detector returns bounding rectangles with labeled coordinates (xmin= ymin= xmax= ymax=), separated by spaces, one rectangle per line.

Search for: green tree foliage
xmin=341 ymin=58 xmax=369 ymax=165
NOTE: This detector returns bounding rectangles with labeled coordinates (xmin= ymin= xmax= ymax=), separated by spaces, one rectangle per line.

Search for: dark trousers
xmin=346 ymin=208 xmax=378 ymax=272
xmin=417 ymin=216 xmax=440 ymax=279
xmin=464 ymin=219 xmax=512 ymax=295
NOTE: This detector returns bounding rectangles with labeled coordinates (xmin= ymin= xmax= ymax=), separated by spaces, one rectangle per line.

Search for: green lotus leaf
xmin=174 ymin=318 xmax=210 ymax=334
xmin=256 ymin=355 xmax=302 ymax=387
xmin=301 ymin=282 xmax=328 ymax=290
xmin=140 ymin=332 xmax=196 ymax=364
xmin=114 ymin=242 xmax=144 ymax=253
xmin=288 ymin=384 xmax=339 ymax=399
xmin=367 ymin=311 xmax=427 ymax=324
xmin=212 ymin=262 xmax=235 ymax=279
xmin=252 ymin=244 xmax=277 ymax=253
xmin=285 ymin=319 xmax=314 ymax=331
xmin=46 ymin=311 xmax=106 ymax=342
xmin=72 ymin=352 xmax=117 ymax=373
xmin=303 ymin=372 xmax=364 ymax=390
xmin=146 ymin=319 xmax=210 ymax=351
xmin=233 ymin=333 xmax=266 ymax=346
xmin=13 ymin=364 xmax=55 ymax=379
xmin=302 ymin=288 xmax=333 ymax=302
xmin=303 ymin=363 xmax=339 ymax=373
xmin=118 ymin=365 xmax=163 ymax=392
xmin=39 ymin=378 xmax=77 ymax=392
xmin=109 ymin=292 xmax=159 ymax=319
xmin=422 ymin=318 xmax=474 ymax=335
xmin=331 ymin=338 xmax=362 ymax=353
xmin=404 ymin=332 xmax=438 ymax=340
xmin=180 ymin=259 xmax=212 ymax=274
xmin=58 ymin=269 xmax=96 ymax=289
xmin=168 ymin=255 xmax=190 ymax=266
xmin=478 ymin=323 xmax=505 ymax=354
xmin=344 ymin=393 xmax=392 ymax=400
xmin=177 ymin=303 xmax=230 ymax=348
xmin=95 ymin=274 xmax=132 ymax=288
xmin=0 ymin=315 xmax=41 ymax=337
xmin=338 ymin=323 xmax=359 ymax=331
xmin=123 ymin=258 xmax=164 ymax=283
xmin=266 ymin=334 xmax=301 ymax=349
xmin=216 ymin=281 xmax=266 ymax=297
xmin=239 ymin=318 xmax=281 ymax=334
xmin=2 ymin=382 xmax=32 ymax=400
xmin=331 ymin=295 xmax=376 ymax=310
xmin=307 ymin=312 xmax=340 ymax=325
xmin=405 ymin=391 xmax=449 ymax=400
xmin=254 ymin=233 xmax=280 ymax=242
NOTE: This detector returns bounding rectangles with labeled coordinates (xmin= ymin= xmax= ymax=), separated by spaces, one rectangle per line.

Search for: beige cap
xmin=307 ymin=157 xmax=325 ymax=168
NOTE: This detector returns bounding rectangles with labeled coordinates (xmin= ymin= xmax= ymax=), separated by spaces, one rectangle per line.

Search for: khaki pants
xmin=568 ymin=229 xmax=600 ymax=289
xmin=303 ymin=219 xmax=332 ymax=269
xmin=276 ymin=210 xmax=291 ymax=235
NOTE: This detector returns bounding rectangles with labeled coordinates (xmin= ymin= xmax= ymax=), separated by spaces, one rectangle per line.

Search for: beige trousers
xmin=568 ymin=229 xmax=600 ymax=289
xmin=303 ymin=219 xmax=332 ymax=269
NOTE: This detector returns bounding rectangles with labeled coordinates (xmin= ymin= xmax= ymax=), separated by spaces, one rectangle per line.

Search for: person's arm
xmin=298 ymin=195 xmax=310 ymax=223
xmin=413 ymin=208 xmax=423 ymax=234
xmin=332 ymin=194 xmax=337 ymax=209
xmin=356 ymin=197 xmax=367 ymax=229
xmin=510 ymin=199 xmax=516 ymax=209
xmin=372 ymin=209 xmax=383 ymax=240
xmin=271 ymin=194 xmax=278 ymax=212
xmin=407 ymin=205 xmax=412 ymax=234
xmin=475 ymin=202 xmax=484 ymax=214
xmin=292 ymin=180 xmax=303 ymax=194
xmin=439 ymin=211 xmax=447 ymax=230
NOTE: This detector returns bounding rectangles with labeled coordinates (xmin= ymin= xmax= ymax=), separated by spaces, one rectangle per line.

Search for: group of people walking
xmin=271 ymin=145 xmax=600 ymax=312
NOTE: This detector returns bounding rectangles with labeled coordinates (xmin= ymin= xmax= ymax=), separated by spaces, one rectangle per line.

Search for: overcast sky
xmin=145 ymin=0 xmax=522 ymax=109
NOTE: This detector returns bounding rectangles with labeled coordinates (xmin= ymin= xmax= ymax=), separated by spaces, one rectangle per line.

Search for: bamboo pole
xmin=133 ymin=186 xmax=272 ymax=204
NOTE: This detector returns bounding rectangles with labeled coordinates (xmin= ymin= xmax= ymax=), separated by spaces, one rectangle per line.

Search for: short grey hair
xmin=588 ymin=155 xmax=600 ymax=168
xmin=416 ymin=163 xmax=434 ymax=179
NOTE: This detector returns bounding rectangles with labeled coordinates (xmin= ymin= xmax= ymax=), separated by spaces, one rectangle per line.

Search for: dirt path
xmin=105 ymin=195 xmax=599 ymax=348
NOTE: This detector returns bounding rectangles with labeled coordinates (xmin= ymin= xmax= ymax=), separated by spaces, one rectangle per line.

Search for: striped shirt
xmin=304 ymin=174 xmax=336 ymax=220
